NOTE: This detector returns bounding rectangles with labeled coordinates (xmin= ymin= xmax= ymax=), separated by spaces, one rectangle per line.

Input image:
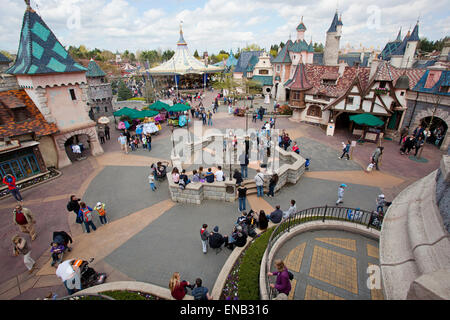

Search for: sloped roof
xmin=246 ymin=55 xmax=259 ymax=72
xmin=234 ymin=51 xmax=263 ymax=73
xmin=6 ymin=7 xmax=86 ymax=75
xmin=409 ymin=23 xmax=420 ymax=42
xmin=0 ymin=52 xmax=11 ymax=63
xmin=289 ymin=39 xmax=314 ymax=53
xmin=286 ymin=63 xmax=312 ymax=91
xmin=86 ymin=59 xmax=106 ymax=77
xmin=272 ymin=44 xmax=292 ymax=64
xmin=412 ymin=69 xmax=450 ymax=96
xmin=252 ymin=75 xmax=273 ymax=86
xmin=327 ymin=12 xmax=340 ymax=33
xmin=0 ymin=89 xmax=58 ymax=138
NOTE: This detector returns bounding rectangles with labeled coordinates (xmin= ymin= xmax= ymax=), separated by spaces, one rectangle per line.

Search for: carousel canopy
xmin=149 ymin=100 xmax=170 ymax=111
xmin=349 ymin=113 xmax=384 ymax=127
xmin=147 ymin=26 xmax=224 ymax=76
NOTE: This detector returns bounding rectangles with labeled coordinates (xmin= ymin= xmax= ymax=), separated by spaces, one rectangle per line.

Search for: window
xmin=400 ymin=91 xmax=405 ymax=96
xmin=307 ymin=105 xmax=322 ymax=118
xmin=104 ymin=107 xmax=108 ymax=112
xmin=276 ymin=65 xmax=281 ymax=72
xmin=259 ymin=69 xmax=269 ymax=75
xmin=313 ymin=94 xmax=330 ymax=101
xmin=346 ymin=97 xmax=354 ymax=105
xmin=12 ymin=108 xmax=31 ymax=122
xmin=69 ymin=89 xmax=77 ymax=100
xmin=322 ymin=79 xmax=337 ymax=86
xmin=292 ymin=91 xmax=302 ymax=101
xmin=379 ymin=81 xmax=386 ymax=89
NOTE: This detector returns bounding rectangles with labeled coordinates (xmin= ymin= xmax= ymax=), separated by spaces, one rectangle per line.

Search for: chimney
xmin=338 ymin=61 xmax=346 ymax=78
xmin=370 ymin=58 xmax=381 ymax=80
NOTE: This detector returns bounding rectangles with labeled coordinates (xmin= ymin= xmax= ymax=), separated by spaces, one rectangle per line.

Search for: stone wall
xmin=0 ymin=74 xmax=19 ymax=92
xmin=379 ymin=155 xmax=450 ymax=300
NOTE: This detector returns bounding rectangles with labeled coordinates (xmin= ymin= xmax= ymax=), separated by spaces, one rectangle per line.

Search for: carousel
xmin=146 ymin=23 xmax=224 ymax=93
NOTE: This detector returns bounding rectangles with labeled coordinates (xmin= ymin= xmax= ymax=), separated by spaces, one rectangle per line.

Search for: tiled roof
xmin=272 ymin=44 xmax=292 ymax=64
xmin=234 ymin=51 xmax=262 ymax=73
xmin=286 ymin=63 xmax=312 ymax=91
xmin=252 ymin=75 xmax=273 ymax=86
xmin=412 ymin=69 xmax=450 ymax=96
xmin=0 ymin=89 xmax=58 ymax=138
xmin=86 ymin=59 xmax=106 ymax=77
xmin=327 ymin=12 xmax=340 ymax=33
xmin=408 ymin=24 xmax=420 ymax=42
xmin=6 ymin=7 xmax=87 ymax=75
xmin=0 ymin=52 xmax=11 ymax=63
xmin=289 ymin=39 xmax=314 ymax=53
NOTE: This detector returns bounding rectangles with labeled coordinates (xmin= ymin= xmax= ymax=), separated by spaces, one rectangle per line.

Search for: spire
xmin=177 ymin=20 xmax=187 ymax=45
xmin=327 ymin=12 xmax=340 ymax=33
xmin=337 ymin=13 xmax=343 ymax=26
xmin=6 ymin=2 xmax=87 ymax=75
xmin=297 ymin=16 xmax=307 ymax=31
xmin=395 ymin=27 xmax=402 ymax=42
xmin=408 ymin=21 xmax=419 ymax=42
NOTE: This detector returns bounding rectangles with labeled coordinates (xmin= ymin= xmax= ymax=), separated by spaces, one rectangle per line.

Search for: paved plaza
xmin=0 ymin=90 xmax=446 ymax=300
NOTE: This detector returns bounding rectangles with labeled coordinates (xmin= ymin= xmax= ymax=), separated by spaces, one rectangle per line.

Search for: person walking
xmin=233 ymin=169 xmax=243 ymax=186
xmin=148 ymin=172 xmax=156 ymax=191
xmin=400 ymin=135 xmax=415 ymax=155
xmin=118 ymin=133 xmax=128 ymax=154
xmin=237 ymin=185 xmax=247 ymax=212
xmin=200 ymin=224 xmax=209 ymax=254
xmin=207 ymin=110 xmax=213 ymax=126
xmin=104 ymin=124 xmax=110 ymax=140
xmin=13 ymin=205 xmax=37 ymax=241
xmin=267 ymin=174 xmax=278 ymax=197
xmin=339 ymin=140 xmax=351 ymax=160
xmin=267 ymin=259 xmax=291 ymax=296
xmin=12 ymin=234 xmax=36 ymax=274
xmin=78 ymin=202 xmax=97 ymax=233
xmin=414 ymin=136 xmax=424 ymax=157
xmin=336 ymin=184 xmax=347 ymax=205
xmin=192 ymin=278 xmax=213 ymax=300
xmin=371 ymin=146 xmax=384 ymax=171
xmin=146 ymin=133 xmax=152 ymax=151
xmin=98 ymin=130 xmax=105 ymax=144
xmin=254 ymin=169 xmax=265 ymax=198
xmin=3 ymin=174 xmax=23 ymax=202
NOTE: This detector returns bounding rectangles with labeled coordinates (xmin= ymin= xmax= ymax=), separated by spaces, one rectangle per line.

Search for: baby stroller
xmin=155 ymin=162 xmax=168 ymax=181
xmin=80 ymin=258 xmax=107 ymax=289
xmin=50 ymin=231 xmax=73 ymax=267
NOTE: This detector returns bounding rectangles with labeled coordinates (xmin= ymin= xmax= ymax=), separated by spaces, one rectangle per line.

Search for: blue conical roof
xmin=6 ymin=6 xmax=87 ymax=75
xmin=327 ymin=12 xmax=340 ymax=33
xmin=408 ymin=23 xmax=419 ymax=42
xmin=86 ymin=59 xmax=106 ymax=77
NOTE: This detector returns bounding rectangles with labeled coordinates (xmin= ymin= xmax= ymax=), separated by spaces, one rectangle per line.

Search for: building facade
xmin=85 ymin=59 xmax=114 ymax=121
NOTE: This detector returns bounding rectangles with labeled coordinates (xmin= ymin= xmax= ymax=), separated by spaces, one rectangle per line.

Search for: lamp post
xmin=229 ymin=137 xmax=232 ymax=181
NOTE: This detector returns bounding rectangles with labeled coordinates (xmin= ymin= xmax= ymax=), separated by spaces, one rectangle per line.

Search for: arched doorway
xmin=335 ymin=112 xmax=351 ymax=131
xmin=64 ymin=134 xmax=91 ymax=162
xmin=420 ymin=116 xmax=448 ymax=147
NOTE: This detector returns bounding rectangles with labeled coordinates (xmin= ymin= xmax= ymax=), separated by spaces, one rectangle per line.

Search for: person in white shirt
xmin=254 ymin=169 xmax=265 ymax=197
xmin=118 ymin=133 xmax=128 ymax=154
xmin=215 ymin=166 xmax=225 ymax=182
xmin=282 ymin=200 xmax=296 ymax=219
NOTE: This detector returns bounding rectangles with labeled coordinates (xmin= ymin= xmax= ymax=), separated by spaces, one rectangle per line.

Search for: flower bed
xmin=76 ymin=290 xmax=165 ymax=300
xmin=220 ymin=227 xmax=274 ymax=300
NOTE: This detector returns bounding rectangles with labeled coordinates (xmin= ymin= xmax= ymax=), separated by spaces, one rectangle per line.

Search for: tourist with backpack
xmin=192 ymin=278 xmax=213 ymax=300
xmin=78 ymin=202 xmax=97 ymax=233
xmin=200 ymin=224 xmax=209 ymax=254
xmin=94 ymin=202 xmax=108 ymax=225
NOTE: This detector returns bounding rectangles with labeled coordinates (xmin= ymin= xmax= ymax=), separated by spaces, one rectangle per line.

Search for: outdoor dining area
xmin=349 ymin=113 xmax=385 ymax=143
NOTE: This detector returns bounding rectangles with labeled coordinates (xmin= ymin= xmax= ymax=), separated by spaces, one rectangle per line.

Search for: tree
xmin=313 ymin=42 xmax=324 ymax=52
xmin=117 ymin=80 xmax=133 ymax=101
xmin=193 ymin=50 xmax=200 ymax=58
xmin=242 ymin=43 xmax=262 ymax=52
xmin=161 ymin=50 xmax=175 ymax=61
xmin=212 ymin=73 xmax=240 ymax=102
xmin=216 ymin=53 xmax=229 ymax=62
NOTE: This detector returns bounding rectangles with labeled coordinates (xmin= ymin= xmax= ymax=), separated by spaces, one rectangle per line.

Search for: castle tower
xmin=401 ymin=21 xmax=419 ymax=68
xmin=324 ymin=12 xmax=343 ymax=66
xmin=296 ymin=16 xmax=306 ymax=42
xmin=6 ymin=1 xmax=103 ymax=168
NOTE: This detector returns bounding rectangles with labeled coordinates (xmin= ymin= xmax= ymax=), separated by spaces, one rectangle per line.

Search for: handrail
xmin=265 ymin=205 xmax=383 ymax=299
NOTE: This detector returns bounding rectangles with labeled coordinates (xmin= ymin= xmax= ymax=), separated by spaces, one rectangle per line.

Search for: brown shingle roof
xmin=0 ymin=90 xmax=59 ymax=138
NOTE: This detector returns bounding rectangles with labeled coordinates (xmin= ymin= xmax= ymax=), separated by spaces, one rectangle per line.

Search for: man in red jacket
xmin=3 ymin=174 xmax=23 ymax=202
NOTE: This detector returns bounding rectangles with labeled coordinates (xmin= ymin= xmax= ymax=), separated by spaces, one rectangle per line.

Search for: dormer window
xmin=379 ymin=81 xmax=387 ymax=89
xmin=322 ymin=79 xmax=337 ymax=86
xmin=12 ymin=107 xmax=31 ymax=122
xmin=346 ymin=97 xmax=354 ymax=105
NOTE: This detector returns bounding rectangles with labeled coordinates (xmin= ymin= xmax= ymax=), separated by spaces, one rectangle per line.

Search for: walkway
xmin=0 ymin=90 xmax=444 ymax=300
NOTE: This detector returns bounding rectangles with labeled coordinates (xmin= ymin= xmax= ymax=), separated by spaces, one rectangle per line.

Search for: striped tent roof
xmin=6 ymin=6 xmax=86 ymax=75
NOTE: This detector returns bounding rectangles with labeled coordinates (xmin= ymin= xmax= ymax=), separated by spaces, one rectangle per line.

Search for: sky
xmin=1 ymin=0 xmax=449 ymax=56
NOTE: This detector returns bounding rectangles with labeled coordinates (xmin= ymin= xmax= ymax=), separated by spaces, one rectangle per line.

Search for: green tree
xmin=216 ymin=53 xmax=229 ymax=62
xmin=313 ymin=42 xmax=324 ymax=52
xmin=193 ymin=50 xmax=200 ymax=58
xmin=161 ymin=50 xmax=175 ymax=61
xmin=117 ymin=80 xmax=133 ymax=101
xmin=242 ymin=43 xmax=262 ymax=52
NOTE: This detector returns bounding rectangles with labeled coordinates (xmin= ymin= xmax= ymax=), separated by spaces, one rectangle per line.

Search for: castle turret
xmin=296 ymin=16 xmax=306 ymax=42
xmin=401 ymin=22 xmax=419 ymax=68
xmin=324 ymin=12 xmax=342 ymax=66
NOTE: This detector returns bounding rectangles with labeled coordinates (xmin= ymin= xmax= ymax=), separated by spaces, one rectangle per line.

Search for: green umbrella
xmin=113 ymin=107 xmax=136 ymax=117
xmin=168 ymin=103 xmax=191 ymax=112
xmin=149 ymin=100 xmax=170 ymax=111
xmin=135 ymin=109 xmax=159 ymax=118
xmin=349 ymin=113 xmax=384 ymax=127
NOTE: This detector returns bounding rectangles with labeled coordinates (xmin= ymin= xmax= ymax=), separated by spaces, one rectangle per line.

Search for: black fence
xmin=265 ymin=205 xmax=383 ymax=299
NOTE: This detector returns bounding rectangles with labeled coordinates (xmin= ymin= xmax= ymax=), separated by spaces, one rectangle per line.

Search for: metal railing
xmin=265 ymin=205 xmax=383 ymax=299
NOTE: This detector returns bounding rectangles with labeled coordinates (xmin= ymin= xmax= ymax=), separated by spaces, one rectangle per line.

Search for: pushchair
xmin=80 ymin=258 xmax=107 ymax=288
xmin=50 ymin=231 xmax=73 ymax=267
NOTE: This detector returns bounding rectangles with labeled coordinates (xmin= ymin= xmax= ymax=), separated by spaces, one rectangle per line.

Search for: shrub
xmin=278 ymin=104 xmax=293 ymax=115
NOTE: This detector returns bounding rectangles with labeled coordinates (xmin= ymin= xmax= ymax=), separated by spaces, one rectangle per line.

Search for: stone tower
xmin=401 ymin=22 xmax=419 ymax=68
xmin=323 ymin=12 xmax=343 ymax=66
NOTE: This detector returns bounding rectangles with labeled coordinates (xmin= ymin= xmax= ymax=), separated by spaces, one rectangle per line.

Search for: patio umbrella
xmin=97 ymin=116 xmax=110 ymax=124
xmin=149 ymin=100 xmax=170 ymax=111
xmin=349 ymin=113 xmax=384 ymax=127
xmin=113 ymin=107 xmax=138 ymax=117
xmin=134 ymin=109 xmax=159 ymax=118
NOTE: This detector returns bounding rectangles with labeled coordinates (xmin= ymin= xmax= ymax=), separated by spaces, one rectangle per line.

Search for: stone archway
xmin=53 ymin=124 xmax=104 ymax=168
xmin=413 ymin=107 xmax=450 ymax=151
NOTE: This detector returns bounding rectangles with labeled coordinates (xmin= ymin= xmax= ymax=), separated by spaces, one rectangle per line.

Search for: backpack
xmin=179 ymin=179 xmax=186 ymax=190
xmin=288 ymin=271 xmax=294 ymax=281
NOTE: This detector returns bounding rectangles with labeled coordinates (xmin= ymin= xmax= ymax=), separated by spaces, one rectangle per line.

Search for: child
xmin=79 ymin=202 xmax=97 ymax=233
xmin=50 ymin=242 xmax=65 ymax=266
xmin=336 ymin=184 xmax=347 ymax=205
xmin=94 ymin=202 xmax=108 ymax=224
xmin=142 ymin=135 xmax=147 ymax=150
xmin=148 ymin=173 xmax=156 ymax=191
xmin=292 ymin=142 xmax=300 ymax=154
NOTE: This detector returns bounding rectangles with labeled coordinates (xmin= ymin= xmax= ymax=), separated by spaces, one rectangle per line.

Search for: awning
xmin=349 ymin=113 xmax=384 ymax=127
xmin=167 ymin=103 xmax=191 ymax=112
xmin=148 ymin=100 xmax=170 ymax=111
